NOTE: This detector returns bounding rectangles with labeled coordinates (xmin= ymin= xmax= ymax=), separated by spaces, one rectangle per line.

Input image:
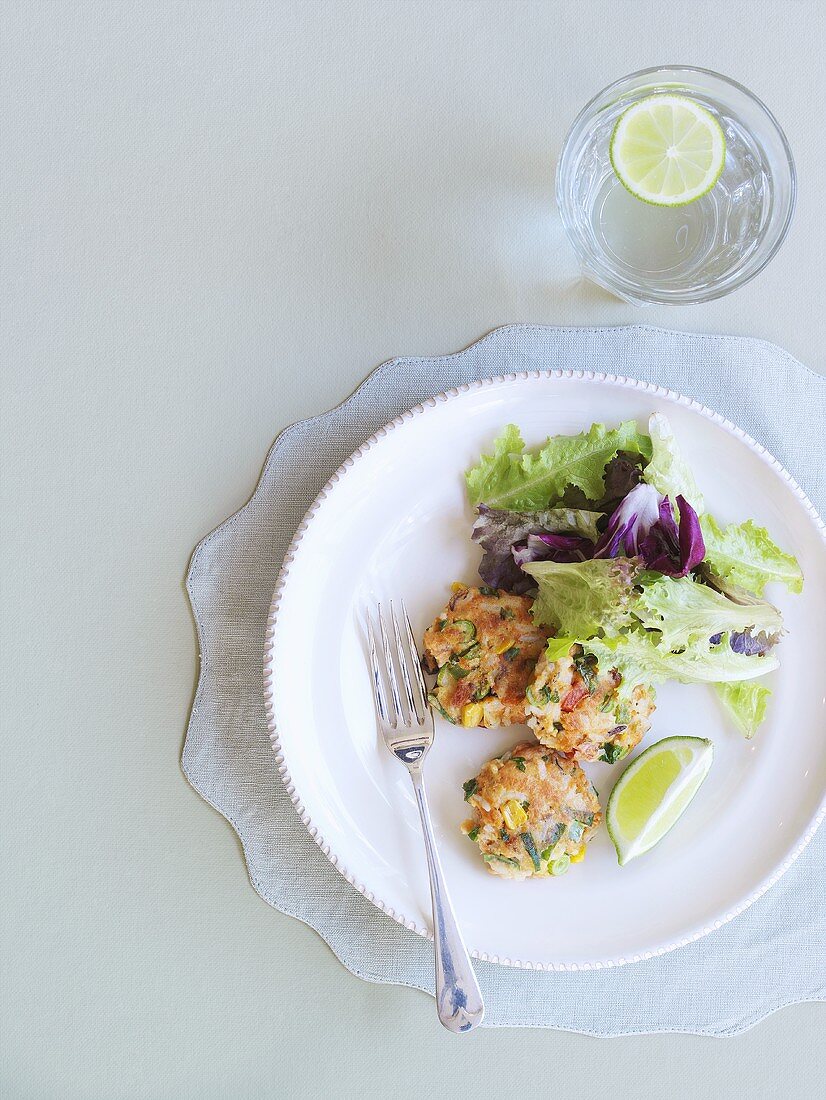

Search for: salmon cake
xmin=461 ymin=741 xmax=601 ymax=879
xmin=526 ymin=643 xmax=656 ymax=763
xmin=421 ymin=584 xmax=549 ymax=727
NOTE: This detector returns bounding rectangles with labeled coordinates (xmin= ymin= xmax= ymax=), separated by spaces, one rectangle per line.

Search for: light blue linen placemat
xmin=183 ymin=324 xmax=825 ymax=1034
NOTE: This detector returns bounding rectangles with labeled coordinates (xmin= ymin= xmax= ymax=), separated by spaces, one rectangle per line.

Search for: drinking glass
xmin=556 ymin=66 xmax=796 ymax=305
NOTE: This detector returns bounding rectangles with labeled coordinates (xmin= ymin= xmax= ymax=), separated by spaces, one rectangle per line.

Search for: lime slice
xmin=610 ymin=94 xmax=726 ymax=207
xmin=606 ymin=736 xmax=713 ymax=865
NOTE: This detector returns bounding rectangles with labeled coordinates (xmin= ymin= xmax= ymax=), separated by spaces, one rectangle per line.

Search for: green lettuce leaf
xmin=582 ymin=631 xmax=779 ymax=700
xmin=714 ymin=680 xmax=772 ymax=739
xmin=701 ymin=515 xmax=803 ymax=596
xmin=524 ymin=557 xmax=641 ymax=637
xmin=544 ymin=636 xmax=577 ymax=662
xmin=644 ymin=413 xmax=704 ymax=512
xmin=465 ymin=421 xmax=652 ymax=510
xmin=633 ymin=574 xmax=783 ymax=649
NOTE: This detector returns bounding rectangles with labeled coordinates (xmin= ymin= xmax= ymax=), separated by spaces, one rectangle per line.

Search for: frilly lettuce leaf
xmin=644 ymin=413 xmax=704 ymax=512
xmin=633 ymin=574 xmax=783 ymax=650
xmin=582 ymin=632 xmax=779 ymax=700
xmin=700 ymin=515 xmax=803 ymax=596
xmin=465 ymin=421 xmax=652 ymax=510
xmin=544 ymin=636 xmax=578 ymax=662
xmin=714 ymin=680 xmax=772 ymax=739
xmin=523 ymin=557 xmax=641 ymax=637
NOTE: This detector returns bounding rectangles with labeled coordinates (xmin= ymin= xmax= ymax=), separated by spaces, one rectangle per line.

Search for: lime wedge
xmin=606 ymin=736 xmax=713 ymax=865
xmin=610 ymin=94 xmax=726 ymax=207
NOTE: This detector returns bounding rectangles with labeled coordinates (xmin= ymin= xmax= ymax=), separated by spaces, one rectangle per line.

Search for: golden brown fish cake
xmin=526 ymin=644 xmax=656 ymax=763
xmin=460 ymin=741 xmax=601 ymax=879
xmin=421 ymin=585 xmax=549 ymax=727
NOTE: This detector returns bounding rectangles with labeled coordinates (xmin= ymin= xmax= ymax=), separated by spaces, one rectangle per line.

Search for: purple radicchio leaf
xmin=676 ymin=494 xmax=705 ymax=575
xmin=594 ymin=483 xmax=661 ymax=558
xmin=638 ymin=494 xmax=705 ymax=577
xmin=709 ymin=629 xmax=778 ymax=656
xmin=511 ymin=532 xmax=595 ymax=569
xmin=729 ymin=629 xmax=778 ymax=656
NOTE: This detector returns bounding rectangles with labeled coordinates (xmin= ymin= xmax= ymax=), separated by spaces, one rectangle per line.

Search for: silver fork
xmin=367 ymin=601 xmax=484 ymax=1034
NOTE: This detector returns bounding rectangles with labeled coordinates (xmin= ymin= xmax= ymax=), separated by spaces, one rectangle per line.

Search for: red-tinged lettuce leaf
xmin=472 ymin=504 xmax=601 ymax=593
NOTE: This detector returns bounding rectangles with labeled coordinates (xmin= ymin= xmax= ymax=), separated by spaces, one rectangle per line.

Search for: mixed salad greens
xmin=466 ymin=413 xmax=802 ymax=739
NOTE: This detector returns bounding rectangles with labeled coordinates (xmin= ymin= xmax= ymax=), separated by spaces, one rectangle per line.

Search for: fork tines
xmin=367 ymin=601 xmax=428 ymax=730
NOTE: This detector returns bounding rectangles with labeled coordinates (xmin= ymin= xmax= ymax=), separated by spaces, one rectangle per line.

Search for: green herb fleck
xmin=599 ymin=743 xmax=627 ymax=764
xmin=499 ymin=607 xmax=516 ymax=620
xmin=573 ymin=652 xmax=598 ymax=693
xmin=527 ymin=683 xmax=556 ymax=708
xmin=511 ymin=756 xmax=527 ymax=772
xmin=462 ymin=778 xmax=477 ymax=801
xmin=479 ymin=585 xmax=499 ymax=597
xmin=502 ymin=646 xmax=520 ymax=662
xmin=467 ymin=826 xmax=480 ymax=842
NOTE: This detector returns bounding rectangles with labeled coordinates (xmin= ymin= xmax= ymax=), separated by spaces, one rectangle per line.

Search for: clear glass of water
xmin=556 ymin=66 xmax=796 ymax=304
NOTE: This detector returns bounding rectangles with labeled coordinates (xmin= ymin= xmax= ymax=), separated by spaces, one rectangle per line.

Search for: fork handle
xmin=409 ymin=769 xmax=485 ymax=1033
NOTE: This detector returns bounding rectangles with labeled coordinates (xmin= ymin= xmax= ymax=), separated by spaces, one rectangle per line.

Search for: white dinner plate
xmin=264 ymin=373 xmax=826 ymax=970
